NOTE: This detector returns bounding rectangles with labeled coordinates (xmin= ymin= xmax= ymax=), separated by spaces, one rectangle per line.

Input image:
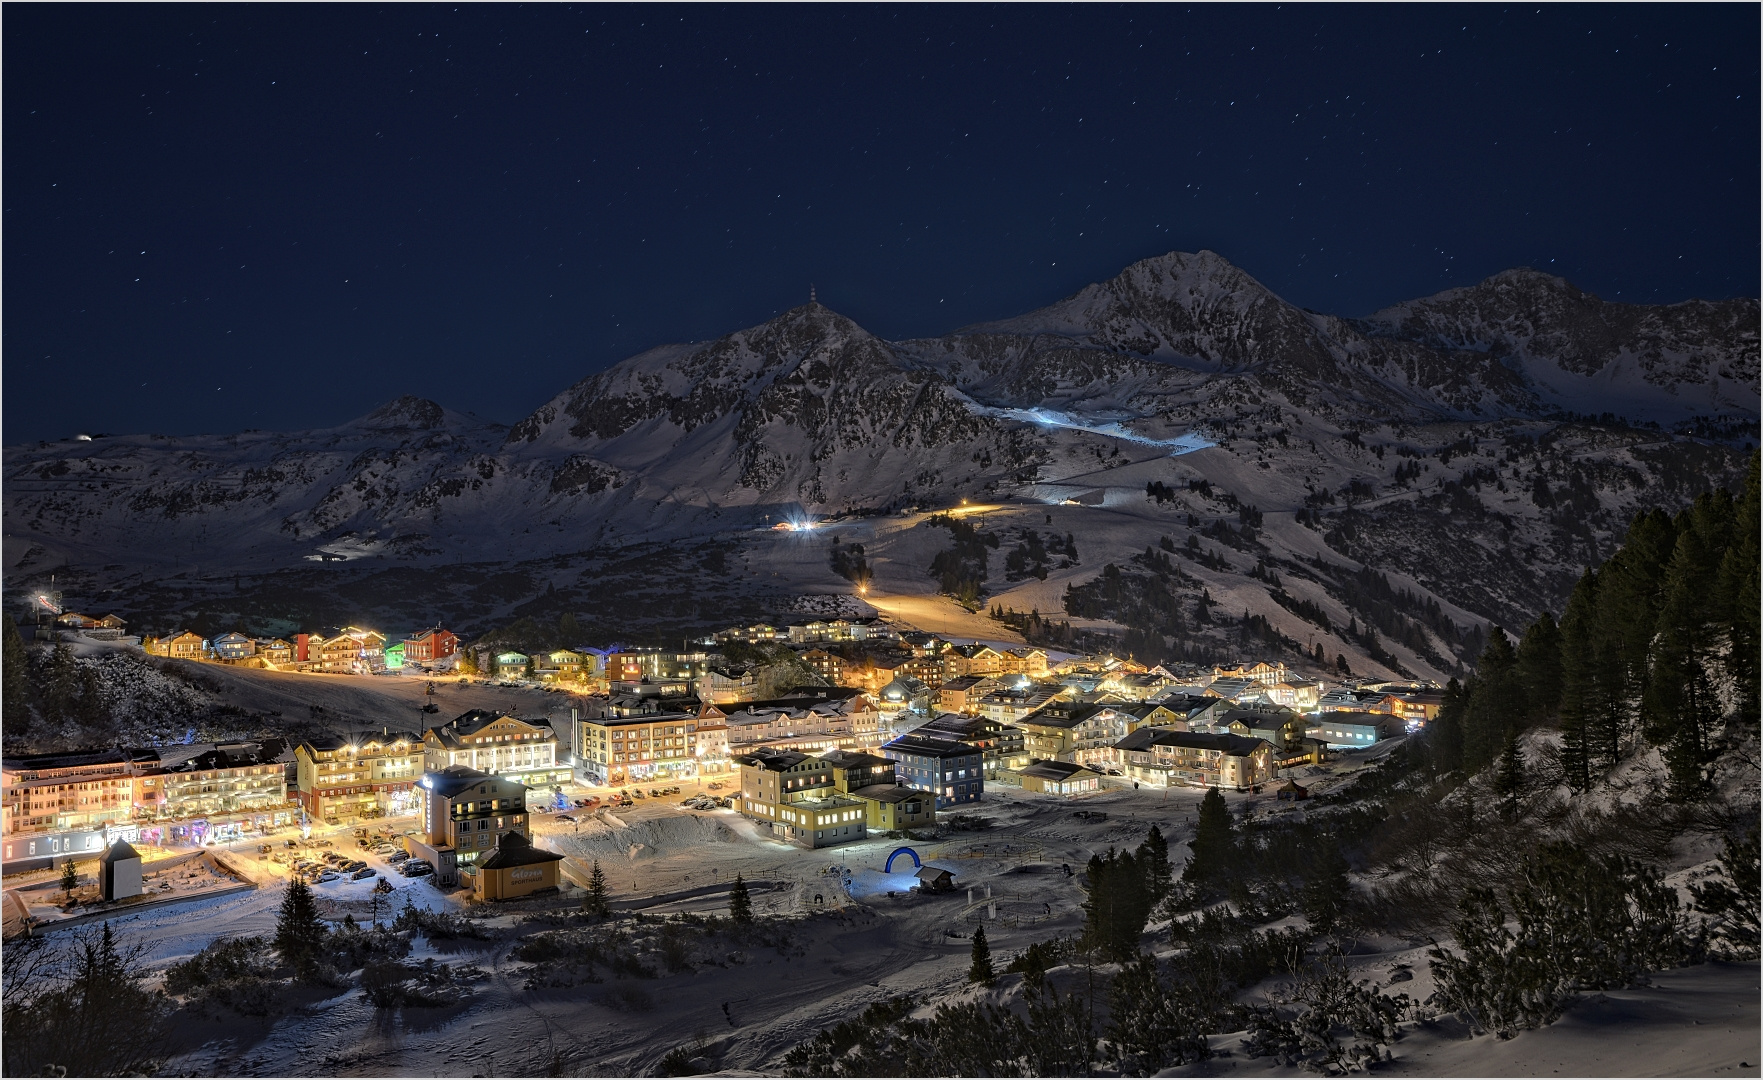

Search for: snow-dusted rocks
xmin=3 ymin=250 xmax=1753 ymax=661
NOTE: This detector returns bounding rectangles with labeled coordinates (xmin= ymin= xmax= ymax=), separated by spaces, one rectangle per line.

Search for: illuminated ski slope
xmin=973 ymin=405 xmax=1216 ymax=455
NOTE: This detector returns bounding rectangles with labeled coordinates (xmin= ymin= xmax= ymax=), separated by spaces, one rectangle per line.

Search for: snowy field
xmin=27 ymin=772 xmax=1752 ymax=1077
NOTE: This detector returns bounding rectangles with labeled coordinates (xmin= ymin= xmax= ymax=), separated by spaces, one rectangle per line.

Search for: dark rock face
xmin=4 ymin=251 xmax=1754 ymax=655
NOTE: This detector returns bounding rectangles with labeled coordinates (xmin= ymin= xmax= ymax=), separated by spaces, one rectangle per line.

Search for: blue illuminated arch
xmin=884 ymin=847 xmax=921 ymax=874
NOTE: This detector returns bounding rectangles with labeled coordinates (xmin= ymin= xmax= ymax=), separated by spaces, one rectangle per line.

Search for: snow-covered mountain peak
xmin=1360 ymin=268 xmax=1760 ymax=420
xmin=354 ymin=396 xmax=450 ymax=431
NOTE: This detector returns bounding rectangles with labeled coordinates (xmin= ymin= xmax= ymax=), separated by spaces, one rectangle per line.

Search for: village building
xmin=56 ymin=612 xmax=127 ymax=631
xmin=896 ymin=631 xmax=950 ymax=658
xmin=424 ymin=711 xmax=568 ymax=788
xmin=1020 ymin=760 xmax=1101 ymax=796
xmin=786 ymin=618 xmax=896 ymax=645
xmin=877 ymin=675 xmax=934 ymax=719
xmin=943 ymin=643 xmax=1005 ymax=678
xmin=1 ymin=748 xmax=154 ymax=840
xmin=1107 ymin=671 xmax=1176 ymax=702
xmin=1317 ymin=687 xmax=1388 ymax=713
xmin=255 ymin=638 xmax=295 ymax=665
xmin=135 ymin=742 xmax=294 ymax=839
xmin=1265 ymin=680 xmax=1323 ymax=710
xmin=98 ymin=838 xmax=144 ymax=901
xmin=403 ymin=627 xmax=459 ymax=664
xmin=936 ymin=674 xmax=993 ymax=714
xmin=1378 ymin=689 xmax=1446 ymax=726
xmin=695 ymin=664 xmax=759 ymax=704
xmin=1134 ymin=692 xmax=1213 ymax=725
xmin=999 ymin=647 xmax=1051 ymax=677
xmin=915 ymin=712 xmax=1029 ymax=774
xmin=1014 ymin=701 xmax=1139 ymax=767
xmin=715 ymin=623 xmax=787 ymax=644
xmin=575 ymin=694 xmax=707 ymax=787
xmin=1113 ymin=728 xmax=1275 ymax=790
xmin=817 ymin=749 xmax=937 ymax=832
xmin=529 ymin=649 xmax=586 ymax=682
xmin=1203 ymin=676 xmax=1260 ymax=702
xmin=1213 ymin=660 xmax=1290 ymax=686
xmin=493 ymin=651 xmax=531 ymax=679
xmin=211 ymin=632 xmax=256 ymax=660
xmin=733 ymin=749 xmax=872 ymax=848
xmin=712 ymin=690 xmax=880 ymax=750
xmin=147 ymin=631 xmax=206 ymax=659
xmin=974 ymin=681 xmax=1069 ymax=726
xmin=1307 ymin=712 xmax=1407 ymax=749
xmin=473 ymin=830 xmax=565 ymax=901
xmin=879 ymin=732 xmax=984 ymax=808
xmin=410 ymin=765 xmax=530 ymax=886
xmin=294 ymin=732 xmax=423 ymax=823
xmin=799 ymin=648 xmax=844 ymax=684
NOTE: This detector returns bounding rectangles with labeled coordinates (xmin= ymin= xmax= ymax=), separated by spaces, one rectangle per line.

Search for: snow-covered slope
xmin=5 ymin=252 xmax=1754 ymax=661
xmin=1359 ymin=268 xmax=1760 ymax=423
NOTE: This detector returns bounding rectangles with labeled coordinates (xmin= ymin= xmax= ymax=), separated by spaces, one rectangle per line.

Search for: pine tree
xmin=76 ymin=665 xmax=104 ymax=732
xmin=1185 ymin=788 xmax=1232 ymax=884
xmin=273 ymin=877 xmax=329 ymax=977
xmin=41 ymin=641 xmax=78 ymax=727
xmin=1139 ymin=825 xmax=1172 ymax=904
xmin=1464 ymin=629 xmax=1522 ymax=772
xmin=1716 ymin=451 xmax=1761 ymax=722
xmin=1426 ymin=678 xmax=1467 ymax=776
xmin=584 ymin=859 xmax=610 ymax=916
xmin=728 ymin=872 xmax=753 ymax=925
xmin=968 ymin=923 xmax=995 ymax=985
xmin=1493 ymin=728 xmax=1526 ymax=811
xmin=1557 ymin=569 xmax=1601 ymax=791
xmin=1515 ymin=612 xmax=1563 ymax=723
xmin=1598 ymin=509 xmax=1677 ymax=711
xmin=61 ymin=859 xmax=78 ymax=898
xmin=1083 ymin=848 xmax=1152 ymax=961
xmin=1646 ymin=526 xmax=1723 ymax=797
xmin=3 ymin=617 xmax=32 ymax=732
xmin=1299 ymin=845 xmax=1351 ymax=934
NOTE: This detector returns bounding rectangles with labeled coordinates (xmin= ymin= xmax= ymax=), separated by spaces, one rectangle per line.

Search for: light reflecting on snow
xmin=970 ymin=405 xmax=1215 ymax=456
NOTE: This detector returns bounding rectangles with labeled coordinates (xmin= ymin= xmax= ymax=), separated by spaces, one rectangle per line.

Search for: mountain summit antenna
xmin=810 ymin=284 xmax=817 ymax=305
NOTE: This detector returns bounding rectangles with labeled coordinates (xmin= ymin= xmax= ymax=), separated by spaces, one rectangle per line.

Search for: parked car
xmin=314 ymin=871 xmax=341 ymax=883
xmin=387 ymin=851 xmax=410 ymax=863
xmin=350 ymin=867 xmax=376 ymax=881
xmin=401 ymin=861 xmax=434 ymax=878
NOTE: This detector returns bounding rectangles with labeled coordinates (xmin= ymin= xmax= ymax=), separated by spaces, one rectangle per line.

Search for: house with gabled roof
xmin=1114 ymin=728 xmax=1274 ymax=790
xmin=424 ymin=710 xmax=567 ymax=787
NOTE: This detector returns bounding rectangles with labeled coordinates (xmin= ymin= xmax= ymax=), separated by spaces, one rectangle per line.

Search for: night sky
xmin=6 ymin=4 xmax=1757 ymax=443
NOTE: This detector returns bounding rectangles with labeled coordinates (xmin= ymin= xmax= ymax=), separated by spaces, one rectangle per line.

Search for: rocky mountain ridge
xmin=5 ymin=251 xmax=1755 ymax=672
